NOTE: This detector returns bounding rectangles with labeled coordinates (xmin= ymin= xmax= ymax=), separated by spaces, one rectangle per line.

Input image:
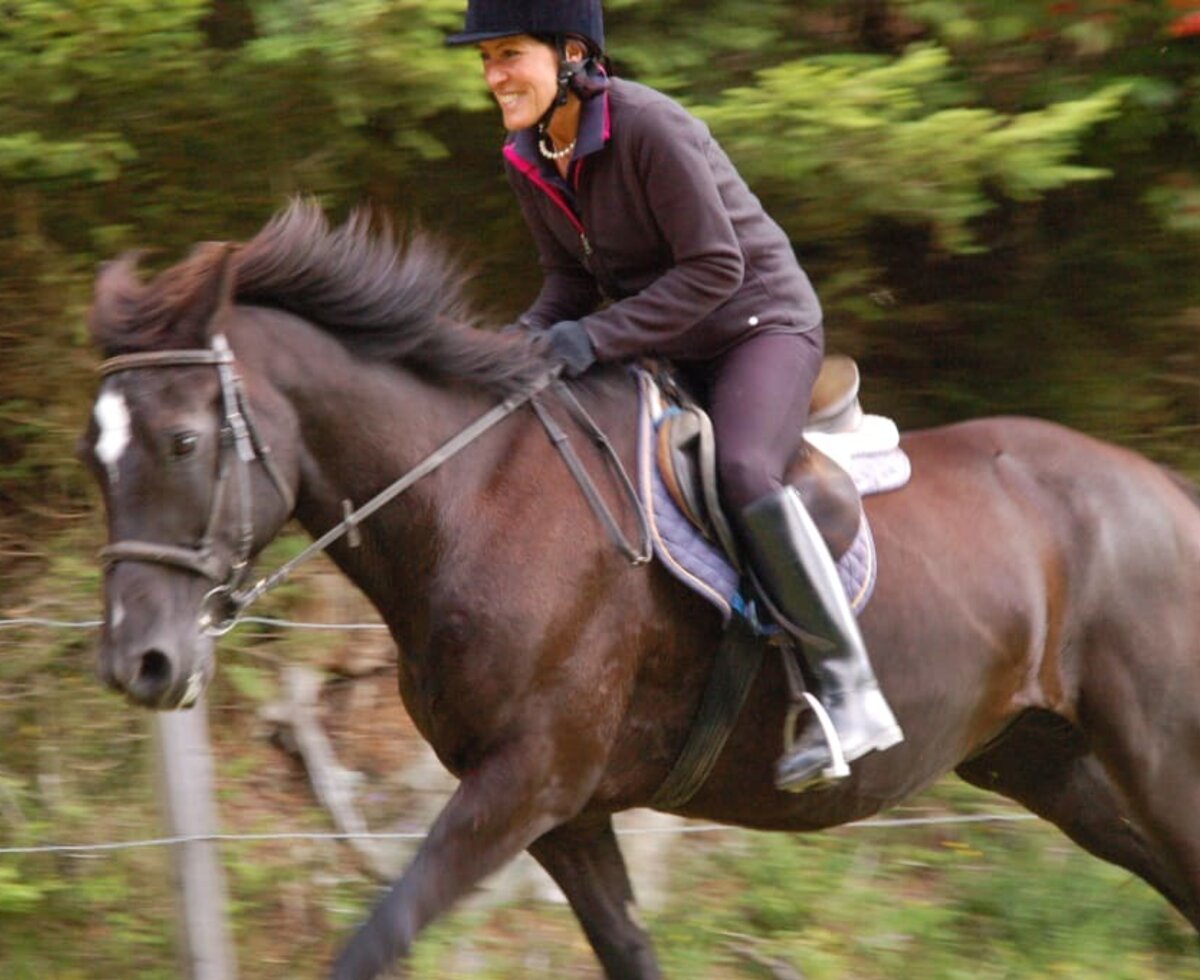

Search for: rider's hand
xmin=542 ymin=320 xmax=596 ymax=378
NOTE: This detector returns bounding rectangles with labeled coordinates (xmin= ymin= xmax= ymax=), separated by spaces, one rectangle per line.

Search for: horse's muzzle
xmin=99 ymin=635 xmax=212 ymax=710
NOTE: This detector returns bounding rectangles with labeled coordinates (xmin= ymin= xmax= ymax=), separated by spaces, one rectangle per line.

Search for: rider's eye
xmin=168 ymin=431 xmax=199 ymax=460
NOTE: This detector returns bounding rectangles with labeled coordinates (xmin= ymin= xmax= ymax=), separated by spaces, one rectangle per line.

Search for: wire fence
xmin=0 ymin=813 xmax=1041 ymax=858
xmin=0 ymin=614 xmax=388 ymax=631
xmin=0 ymin=610 xmax=1040 ymax=862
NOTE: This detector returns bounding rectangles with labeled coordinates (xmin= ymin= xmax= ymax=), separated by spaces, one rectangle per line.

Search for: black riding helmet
xmin=446 ymin=0 xmax=605 ymax=52
xmin=448 ymin=0 xmax=607 ymax=120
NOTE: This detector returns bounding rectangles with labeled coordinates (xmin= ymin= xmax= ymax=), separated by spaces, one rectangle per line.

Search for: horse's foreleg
xmin=330 ymin=743 xmax=579 ymax=980
xmin=528 ymin=814 xmax=663 ymax=980
xmin=956 ymin=710 xmax=1196 ymax=924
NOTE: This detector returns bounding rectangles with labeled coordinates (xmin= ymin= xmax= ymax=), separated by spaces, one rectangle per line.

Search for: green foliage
xmin=701 ymin=44 xmax=1127 ymax=252
xmin=4 ymin=1 xmax=1200 ymax=971
xmin=0 ymin=132 xmax=136 ymax=183
xmin=0 ymin=0 xmax=489 ymax=264
xmin=223 ymin=661 xmax=278 ymax=704
xmin=380 ymin=793 xmax=1200 ymax=979
xmin=639 ymin=808 xmax=1200 ymax=980
xmin=0 ymin=864 xmax=48 ymax=914
xmin=1146 ymin=178 xmax=1200 ymax=235
xmin=606 ymin=0 xmax=788 ymax=97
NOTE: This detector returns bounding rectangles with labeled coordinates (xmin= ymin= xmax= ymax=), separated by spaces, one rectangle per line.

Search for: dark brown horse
xmin=81 ymin=202 xmax=1200 ymax=979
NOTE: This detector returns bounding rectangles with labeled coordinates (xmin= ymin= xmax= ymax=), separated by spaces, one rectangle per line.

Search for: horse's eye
xmin=169 ymin=431 xmax=199 ymax=460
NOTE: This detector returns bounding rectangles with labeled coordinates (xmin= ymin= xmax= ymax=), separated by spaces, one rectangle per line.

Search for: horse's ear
xmin=89 ymin=254 xmax=144 ymax=352
xmin=179 ymin=242 xmax=238 ymax=346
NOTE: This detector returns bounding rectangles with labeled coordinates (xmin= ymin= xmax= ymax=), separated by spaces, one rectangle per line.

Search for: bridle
xmin=97 ymin=334 xmax=651 ymax=637
xmin=97 ymin=335 xmax=295 ymax=629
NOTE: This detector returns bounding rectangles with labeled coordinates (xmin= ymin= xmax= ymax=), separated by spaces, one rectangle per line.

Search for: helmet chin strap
xmin=537 ymin=36 xmax=586 ymax=135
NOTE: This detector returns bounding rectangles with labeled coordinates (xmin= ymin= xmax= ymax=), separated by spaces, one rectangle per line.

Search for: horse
xmin=80 ymin=201 xmax=1200 ymax=979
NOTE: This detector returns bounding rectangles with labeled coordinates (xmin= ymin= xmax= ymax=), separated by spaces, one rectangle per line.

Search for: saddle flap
xmin=656 ymin=411 xmax=709 ymax=534
xmin=657 ymin=407 xmax=745 ymax=568
xmin=784 ymin=442 xmax=861 ymax=560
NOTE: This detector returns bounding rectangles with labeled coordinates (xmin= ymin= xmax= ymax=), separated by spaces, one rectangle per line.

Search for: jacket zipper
xmin=504 ymin=145 xmax=611 ymax=294
xmin=573 ymin=160 xmax=594 ymax=258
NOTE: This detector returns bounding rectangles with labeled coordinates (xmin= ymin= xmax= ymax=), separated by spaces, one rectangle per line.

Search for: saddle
xmin=655 ymin=354 xmax=865 ymax=569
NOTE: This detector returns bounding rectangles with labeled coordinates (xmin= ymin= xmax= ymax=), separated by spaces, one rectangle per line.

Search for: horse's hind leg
xmin=956 ymin=709 xmax=1197 ymax=925
xmin=528 ymin=814 xmax=663 ymax=980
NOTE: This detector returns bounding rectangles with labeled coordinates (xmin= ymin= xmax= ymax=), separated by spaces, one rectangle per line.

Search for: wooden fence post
xmin=154 ymin=697 xmax=238 ymax=980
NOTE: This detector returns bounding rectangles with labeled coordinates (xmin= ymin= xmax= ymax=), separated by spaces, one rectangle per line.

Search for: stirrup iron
xmin=783 ymin=692 xmax=850 ymax=781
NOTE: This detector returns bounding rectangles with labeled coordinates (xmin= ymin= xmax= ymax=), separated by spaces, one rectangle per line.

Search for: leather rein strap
xmin=227 ymin=370 xmax=564 ymax=627
xmin=531 ymin=381 xmax=652 ymax=566
xmin=236 ymin=374 xmax=652 ymax=623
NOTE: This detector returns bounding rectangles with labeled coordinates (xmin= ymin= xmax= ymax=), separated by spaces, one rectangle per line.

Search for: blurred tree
xmin=701 ymin=45 xmax=1126 ymax=254
xmin=1 ymin=0 xmax=1199 ymax=518
xmin=0 ymin=0 xmax=483 ymax=514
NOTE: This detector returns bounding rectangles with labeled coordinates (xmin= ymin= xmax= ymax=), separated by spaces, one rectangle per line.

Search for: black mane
xmin=89 ymin=199 xmax=545 ymax=394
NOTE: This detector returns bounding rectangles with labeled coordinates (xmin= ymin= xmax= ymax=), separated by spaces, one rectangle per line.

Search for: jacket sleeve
xmin=507 ymin=168 xmax=603 ymax=330
xmin=579 ymin=102 xmax=745 ymax=361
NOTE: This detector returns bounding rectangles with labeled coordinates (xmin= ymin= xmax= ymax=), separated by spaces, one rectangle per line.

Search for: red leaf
xmin=1169 ymin=11 xmax=1200 ymax=36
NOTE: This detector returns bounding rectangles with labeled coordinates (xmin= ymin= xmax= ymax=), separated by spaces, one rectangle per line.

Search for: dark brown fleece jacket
xmin=504 ymin=77 xmax=822 ymax=363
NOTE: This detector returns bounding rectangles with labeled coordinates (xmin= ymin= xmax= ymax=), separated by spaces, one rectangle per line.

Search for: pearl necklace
xmin=538 ymin=135 xmax=576 ymax=161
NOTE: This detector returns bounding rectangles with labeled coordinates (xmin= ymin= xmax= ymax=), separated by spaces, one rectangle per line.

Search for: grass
xmin=3 ymin=528 xmax=1200 ymax=978
xmin=400 ymin=814 xmax=1200 ymax=980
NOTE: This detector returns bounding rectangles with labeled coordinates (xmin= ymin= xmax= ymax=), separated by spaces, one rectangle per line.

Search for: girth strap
xmin=648 ymin=617 xmax=765 ymax=810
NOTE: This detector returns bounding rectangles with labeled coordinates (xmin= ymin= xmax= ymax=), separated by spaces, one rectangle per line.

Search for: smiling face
xmin=478 ymin=34 xmax=562 ymax=132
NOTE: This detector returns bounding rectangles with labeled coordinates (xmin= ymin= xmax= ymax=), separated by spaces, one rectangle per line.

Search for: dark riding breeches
xmin=679 ymin=326 xmax=825 ymax=517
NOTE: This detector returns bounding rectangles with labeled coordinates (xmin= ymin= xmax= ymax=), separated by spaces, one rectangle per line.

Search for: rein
xmin=218 ymin=369 xmax=563 ymax=633
xmin=532 ymin=381 xmax=652 ymax=567
xmin=98 ymin=337 xmax=651 ymax=636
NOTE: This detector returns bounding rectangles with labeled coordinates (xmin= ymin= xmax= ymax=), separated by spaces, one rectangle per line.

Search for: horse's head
xmin=80 ymin=245 xmax=298 ymax=709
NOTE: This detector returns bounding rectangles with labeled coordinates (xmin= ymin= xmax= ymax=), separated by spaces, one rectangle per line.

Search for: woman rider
xmin=447 ymin=0 xmax=902 ymax=792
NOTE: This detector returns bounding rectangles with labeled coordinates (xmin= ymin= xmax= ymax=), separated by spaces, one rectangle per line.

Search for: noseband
xmin=97 ymin=335 xmax=296 ymax=627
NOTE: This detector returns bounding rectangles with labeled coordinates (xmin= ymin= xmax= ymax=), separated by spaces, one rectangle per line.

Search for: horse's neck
xmin=242 ymin=311 xmax=641 ymax=644
xmin=249 ymin=316 xmax=495 ymax=627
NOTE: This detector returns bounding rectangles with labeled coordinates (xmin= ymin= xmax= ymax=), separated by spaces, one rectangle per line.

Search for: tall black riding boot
xmin=742 ymin=486 xmax=903 ymax=792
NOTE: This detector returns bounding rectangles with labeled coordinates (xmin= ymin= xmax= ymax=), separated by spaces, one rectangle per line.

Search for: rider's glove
xmin=542 ymin=320 xmax=596 ymax=378
xmin=499 ymin=316 xmax=538 ymax=335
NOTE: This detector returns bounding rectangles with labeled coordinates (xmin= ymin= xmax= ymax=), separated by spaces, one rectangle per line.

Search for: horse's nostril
xmin=139 ymin=649 xmax=171 ymax=684
xmin=135 ymin=649 xmax=173 ymax=700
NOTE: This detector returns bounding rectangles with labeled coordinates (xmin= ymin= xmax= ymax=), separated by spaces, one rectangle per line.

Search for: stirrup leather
xmin=778 ymin=635 xmax=851 ymax=785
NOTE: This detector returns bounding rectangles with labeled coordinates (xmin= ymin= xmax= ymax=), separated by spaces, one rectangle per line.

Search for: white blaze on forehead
xmin=93 ymin=386 xmax=132 ymax=483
